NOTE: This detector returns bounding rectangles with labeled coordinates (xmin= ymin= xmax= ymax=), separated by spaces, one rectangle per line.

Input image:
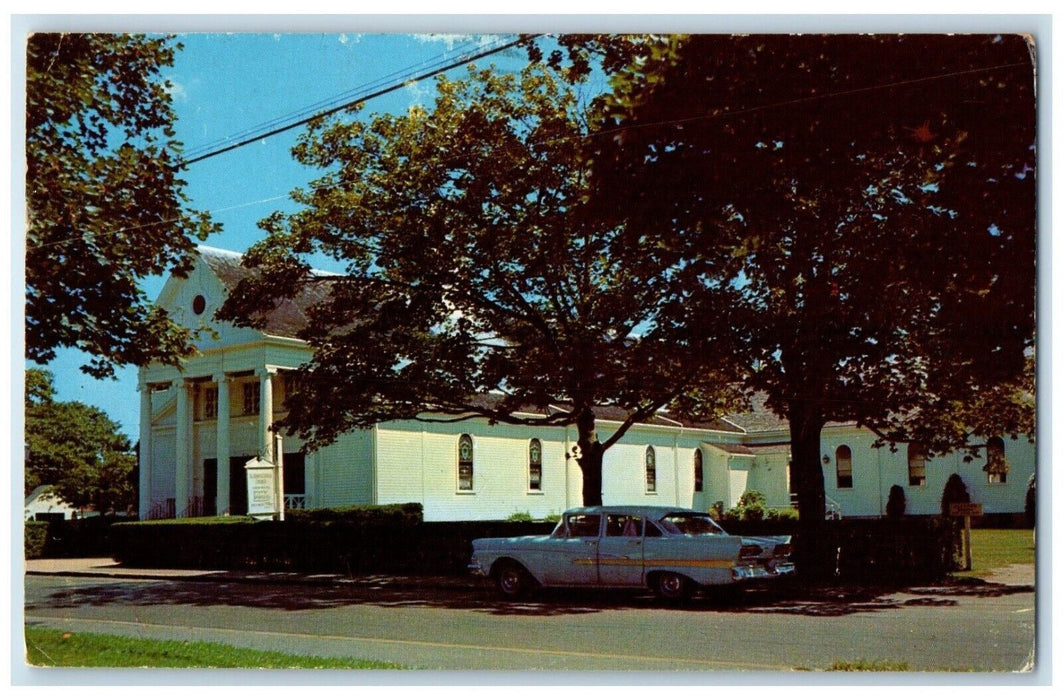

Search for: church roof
xmin=198 ymin=246 xmax=336 ymax=338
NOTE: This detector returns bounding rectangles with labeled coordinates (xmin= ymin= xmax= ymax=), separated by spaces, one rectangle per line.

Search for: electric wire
xmin=180 ymin=34 xmax=533 ymax=166
xmin=30 ymin=56 xmax=1029 ymax=251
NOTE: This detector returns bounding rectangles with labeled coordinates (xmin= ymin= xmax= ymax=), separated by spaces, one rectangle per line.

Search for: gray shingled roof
xmin=721 ymin=393 xmax=790 ymax=433
xmin=200 ymin=246 xmax=336 ymax=338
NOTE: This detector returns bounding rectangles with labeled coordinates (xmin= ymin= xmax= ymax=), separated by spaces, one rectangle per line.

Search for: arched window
xmin=693 ymin=449 xmax=704 ymax=492
xmin=986 ymin=436 xmax=1008 ymax=484
xmin=835 ymin=445 xmax=853 ymax=489
xmin=907 ymin=443 xmax=927 ymax=487
xmin=528 ymin=438 xmax=543 ymax=491
xmin=646 ymin=446 xmax=657 ymax=493
xmin=457 ymin=434 xmax=474 ymax=491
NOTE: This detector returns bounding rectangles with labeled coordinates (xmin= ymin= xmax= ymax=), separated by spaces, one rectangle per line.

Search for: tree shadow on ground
xmin=27 ymin=573 xmax=1033 ymax=619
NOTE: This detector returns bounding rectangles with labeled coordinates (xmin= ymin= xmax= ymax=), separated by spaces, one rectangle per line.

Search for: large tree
xmin=26 ymin=33 xmax=217 ymax=378
xmin=571 ymin=34 xmax=1036 ymax=520
xmin=25 ymin=369 xmax=137 ymax=514
xmin=220 ymin=61 xmax=742 ymax=506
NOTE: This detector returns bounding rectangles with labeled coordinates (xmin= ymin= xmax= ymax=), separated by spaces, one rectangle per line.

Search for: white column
xmin=214 ymin=373 xmax=231 ymax=516
xmin=258 ymin=367 xmax=276 ymax=462
xmin=138 ymin=381 xmax=153 ymax=520
xmin=175 ymin=379 xmax=192 ymax=518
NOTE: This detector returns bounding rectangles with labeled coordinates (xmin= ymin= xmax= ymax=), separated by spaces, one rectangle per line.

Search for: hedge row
xmin=24 ymin=516 xmax=137 ymax=559
xmin=725 ymin=516 xmax=962 ymax=584
xmin=110 ymin=504 xmax=555 ymax=574
xmin=54 ymin=505 xmax=962 ymax=585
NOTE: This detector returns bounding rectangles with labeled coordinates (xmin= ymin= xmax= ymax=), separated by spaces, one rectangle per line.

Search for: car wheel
xmin=494 ymin=561 xmax=532 ymax=599
xmin=652 ymin=572 xmax=692 ymax=602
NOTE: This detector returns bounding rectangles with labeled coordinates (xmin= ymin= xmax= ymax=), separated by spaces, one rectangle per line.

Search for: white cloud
xmin=165 ymin=80 xmax=188 ymax=102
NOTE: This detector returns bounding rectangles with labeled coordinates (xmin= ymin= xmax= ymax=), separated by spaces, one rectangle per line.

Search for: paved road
xmin=22 ymin=572 xmax=1036 ymax=673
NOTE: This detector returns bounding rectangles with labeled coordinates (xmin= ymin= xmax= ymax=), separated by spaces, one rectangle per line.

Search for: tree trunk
xmin=576 ymin=407 xmax=604 ymax=506
xmin=788 ymin=398 xmax=827 ymax=523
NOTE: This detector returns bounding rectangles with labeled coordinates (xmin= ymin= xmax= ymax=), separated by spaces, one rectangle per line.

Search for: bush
xmin=791 ymin=517 xmax=961 ymax=584
xmin=725 ymin=490 xmax=768 ymax=521
xmin=941 ymin=473 xmax=971 ymax=515
xmin=24 ymin=516 xmax=136 ymax=559
xmin=505 ymin=511 xmax=533 ymax=522
xmin=886 ymin=485 xmax=906 ymax=519
xmin=110 ymin=504 xmax=557 ymax=575
xmin=25 ymin=521 xmax=48 ymax=559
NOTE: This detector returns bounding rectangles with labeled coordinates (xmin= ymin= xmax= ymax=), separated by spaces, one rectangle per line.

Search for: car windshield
xmin=659 ymin=512 xmax=727 ymax=536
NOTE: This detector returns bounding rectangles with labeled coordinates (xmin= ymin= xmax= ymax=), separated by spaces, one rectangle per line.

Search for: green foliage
xmin=110 ymin=512 xmax=555 ymax=574
xmin=25 ymin=369 xmax=137 ymax=513
xmin=790 ymin=517 xmax=962 ymax=584
xmin=23 ymin=516 xmax=134 ymax=558
xmin=506 ymin=511 xmax=534 ymax=522
xmin=219 ymin=57 xmax=744 ymax=507
xmin=26 ymin=33 xmax=217 ymax=377
xmin=941 ymin=473 xmax=971 ymax=515
xmin=25 ymin=522 xmax=48 ymax=559
xmin=724 ymin=490 xmax=768 ymax=521
xmin=886 ymin=485 xmax=907 ymax=519
xmin=566 ymin=35 xmax=1035 ymax=521
xmin=25 ymin=628 xmax=406 ymax=669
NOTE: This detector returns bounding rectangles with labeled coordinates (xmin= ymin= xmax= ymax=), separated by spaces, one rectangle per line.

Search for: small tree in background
xmin=886 ymin=484 xmax=907 ymax=520
xmin=940 ymin=473 xmax=971 ymax=516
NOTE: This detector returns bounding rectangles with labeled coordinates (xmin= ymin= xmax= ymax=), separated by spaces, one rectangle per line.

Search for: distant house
xmin=136 ymin=246 xmax=1035 ymax=521
xmin=24 ymin=486 xmax=81 ymax=522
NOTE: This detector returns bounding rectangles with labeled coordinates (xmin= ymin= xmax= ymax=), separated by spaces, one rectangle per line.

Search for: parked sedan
xmin=469 ymin=505 xmax=795 ymax=600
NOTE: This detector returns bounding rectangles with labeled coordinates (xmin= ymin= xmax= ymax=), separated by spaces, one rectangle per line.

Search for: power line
xmin=182 ymin=35 xmax=502 ymax=160
xmin=180 ymin=34 xmax=536 ymax=167
xmin=33 ymin=56 xmax=1028 ymax=251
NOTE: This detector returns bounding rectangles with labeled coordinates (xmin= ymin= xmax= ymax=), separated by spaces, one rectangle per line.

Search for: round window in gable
xmin=192 ymin=295 xmax=206 ymax=315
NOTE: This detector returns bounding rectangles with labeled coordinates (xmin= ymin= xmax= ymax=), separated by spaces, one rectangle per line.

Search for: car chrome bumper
xmin=731 ymin=561 xmax=796 ymax=581
xmin=467 ymin=557 xmax=488 ymax=577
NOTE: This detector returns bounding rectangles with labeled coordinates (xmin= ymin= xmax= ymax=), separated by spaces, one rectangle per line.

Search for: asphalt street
xmin=20 ymin=561 xmax=1038 ymax=675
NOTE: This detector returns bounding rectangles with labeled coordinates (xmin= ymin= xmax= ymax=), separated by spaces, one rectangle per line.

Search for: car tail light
xmin=739 ymin=544 xmax=763 ymax=558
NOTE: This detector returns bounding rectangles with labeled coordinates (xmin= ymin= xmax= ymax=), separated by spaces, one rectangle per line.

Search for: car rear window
xmin=660 ymin=513 xmax=727 ymax=536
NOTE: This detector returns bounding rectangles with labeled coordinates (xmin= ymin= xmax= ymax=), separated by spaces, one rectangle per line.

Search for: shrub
xmin=886 ymin=485 xmax=906 ymax=519
xmin=940 ymin=473 xmax=970 ymax=515
xmin=505 ymin=511 xmax=533 ymax=522
xmin=723 ymin=490 xmax=769 ymax=521
xmin=25 ymin=521 xmax=48 ymax=559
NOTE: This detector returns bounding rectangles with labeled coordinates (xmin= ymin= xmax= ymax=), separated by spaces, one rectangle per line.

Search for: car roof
xmin=562 ymin=505 xmax=705 ymax=519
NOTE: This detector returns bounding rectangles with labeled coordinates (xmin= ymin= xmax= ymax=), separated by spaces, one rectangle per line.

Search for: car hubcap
xmin=500 ymin=569 xmax=520 ymax=593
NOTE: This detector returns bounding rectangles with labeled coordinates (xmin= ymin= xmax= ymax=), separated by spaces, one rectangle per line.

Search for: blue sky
xmin=33 ymin=32 xmax=534 ymax=437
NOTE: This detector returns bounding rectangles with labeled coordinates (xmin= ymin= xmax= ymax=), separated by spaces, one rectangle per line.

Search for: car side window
xmin=644 ymin=521 xmax=664 ymax=537
xmin=605 ymin=514 xmax=643 ymax=537
xmin=566 ymin=514 xmax=602 ymax=538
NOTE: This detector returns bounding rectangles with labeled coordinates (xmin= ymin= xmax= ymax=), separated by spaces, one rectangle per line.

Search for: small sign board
xmin=245 ymin=456 xmax=279 ymax=518
xmin=949 ymin=502 xmax=984 ymax=518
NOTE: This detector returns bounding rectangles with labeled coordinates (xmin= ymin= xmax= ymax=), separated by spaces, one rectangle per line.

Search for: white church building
xmin=136 ymin=247 xmax=1035 ymax=522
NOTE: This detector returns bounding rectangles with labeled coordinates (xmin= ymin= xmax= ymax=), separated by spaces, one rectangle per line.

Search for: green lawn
xmin=953 ymin=528 xmax=1035 ymax=580
xmin=24 ymin=627 xmax=406 ymax=669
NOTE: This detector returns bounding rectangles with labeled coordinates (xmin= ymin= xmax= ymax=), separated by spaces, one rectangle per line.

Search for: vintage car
xmin=469 ymin=505 xmax=795 ymax=600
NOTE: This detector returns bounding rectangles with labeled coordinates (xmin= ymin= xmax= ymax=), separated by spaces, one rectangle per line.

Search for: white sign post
xmin=244 ymin=435 xmax=286 ymax=521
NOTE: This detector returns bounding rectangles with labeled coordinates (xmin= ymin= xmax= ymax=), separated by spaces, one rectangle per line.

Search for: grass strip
xmin=25 ymin=627 xmax=406 ymax=669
